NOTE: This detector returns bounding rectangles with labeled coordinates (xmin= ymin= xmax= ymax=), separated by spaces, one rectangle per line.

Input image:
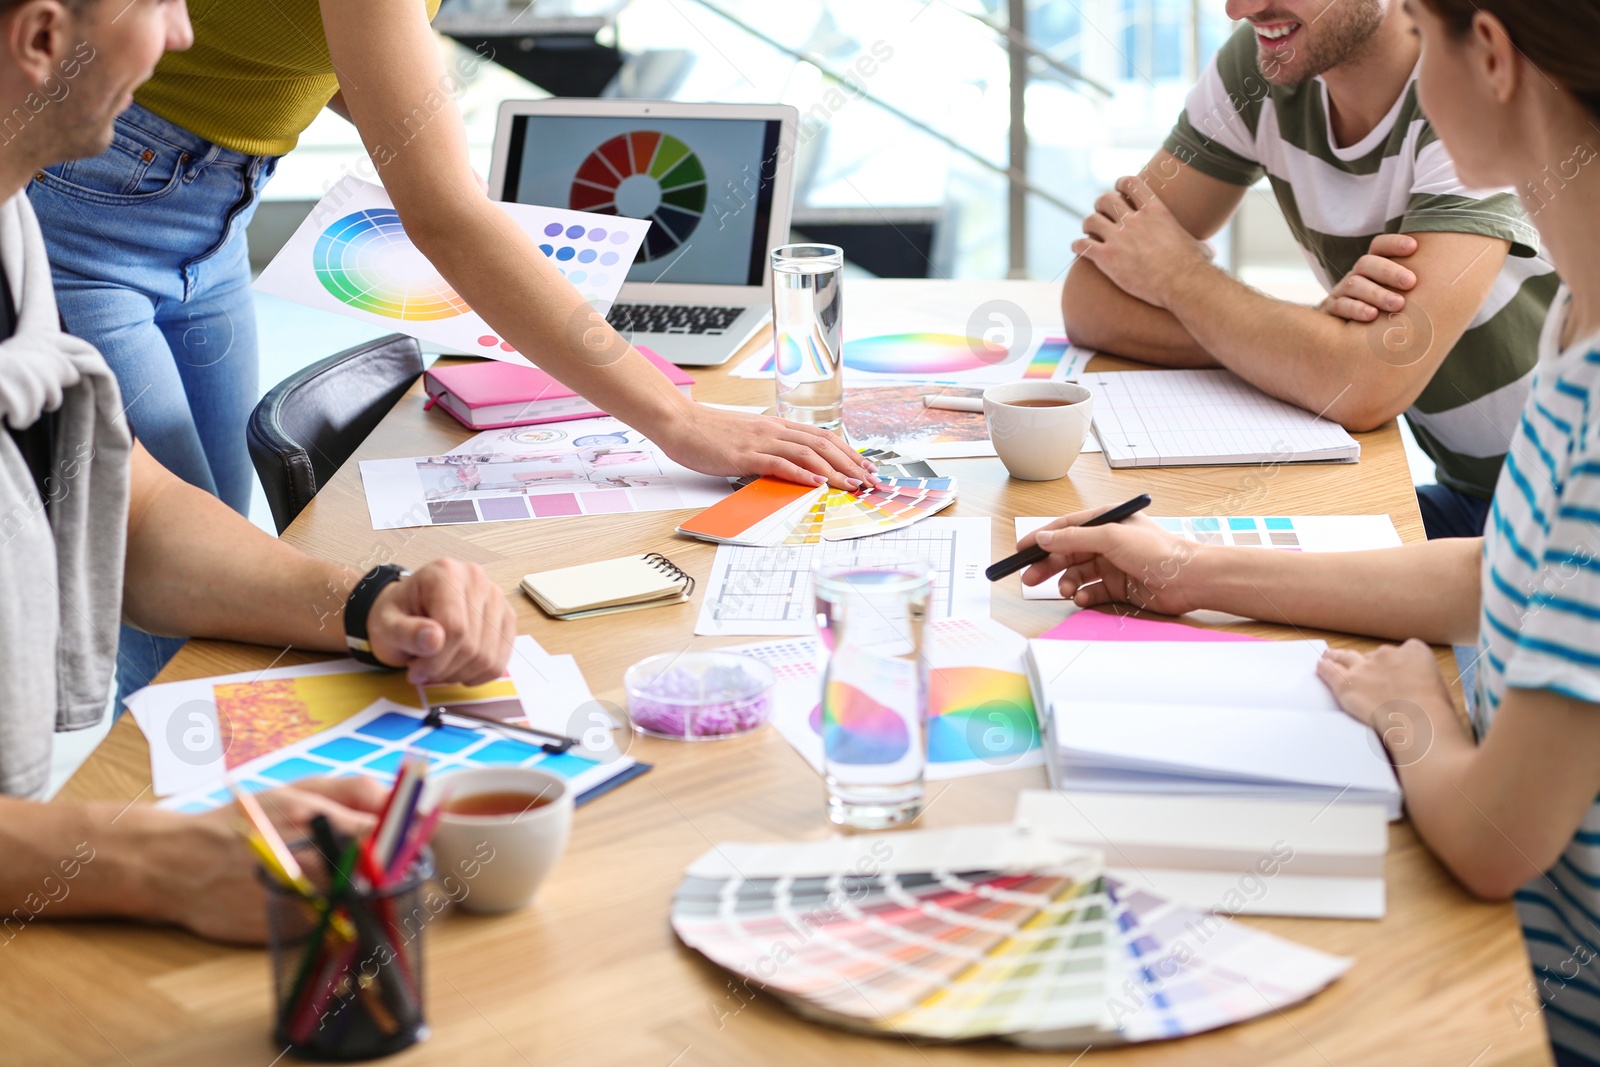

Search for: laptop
xmin=489 ymin=99 xmax=798 ymax=366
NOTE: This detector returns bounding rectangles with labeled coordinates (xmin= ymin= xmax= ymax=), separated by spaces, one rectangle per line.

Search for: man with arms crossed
xmin=0 ymin=0 xmax=514 ymax=942
xmin=1065 ymin=0 xmax=1557 ymax=538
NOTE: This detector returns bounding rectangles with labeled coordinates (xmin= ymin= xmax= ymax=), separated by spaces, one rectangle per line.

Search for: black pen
xmin=985 ymin=493 xmax=1153 ymax=582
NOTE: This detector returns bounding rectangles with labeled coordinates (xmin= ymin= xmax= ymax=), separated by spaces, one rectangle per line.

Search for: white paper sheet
xmin=694 ymin=516 xmax=991 ymax=636
xmin=254 ymin=176 xmax=650 ymax=365
xmin=1014 ymin=514 xmax=1403 ymax=600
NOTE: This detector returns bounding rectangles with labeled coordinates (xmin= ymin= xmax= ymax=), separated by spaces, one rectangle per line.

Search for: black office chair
xmin=247 ymin=334 xmax=424 ymax=534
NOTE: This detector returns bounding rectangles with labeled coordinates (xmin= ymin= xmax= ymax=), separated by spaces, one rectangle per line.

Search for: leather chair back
xmin=247 ymin=334 xmax=423 ymax=533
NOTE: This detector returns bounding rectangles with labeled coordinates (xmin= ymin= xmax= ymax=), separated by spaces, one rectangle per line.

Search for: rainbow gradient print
xmin=313 ymin=209 xmax=471 ymax=321
xmin=1023 ymin=337 xmax=1072 ymax=379
xmin=811 ymin=681 xmax=911 ymax=764
xmin=926 ymin=667 xmax=1039 ymax=762
xmin=758 ymin=332 xmax=1009 ymax=376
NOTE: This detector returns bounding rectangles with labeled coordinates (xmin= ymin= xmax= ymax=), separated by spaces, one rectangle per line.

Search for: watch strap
xmin=345 ymin=564 xmax=409 ymax=667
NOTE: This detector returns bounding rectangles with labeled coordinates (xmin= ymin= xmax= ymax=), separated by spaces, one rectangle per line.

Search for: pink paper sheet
xmin=1039 ymin=610 xmax=1263 ymax=643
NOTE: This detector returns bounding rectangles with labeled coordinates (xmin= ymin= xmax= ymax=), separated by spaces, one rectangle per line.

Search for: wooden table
xmin=23 ymin=308 xmax=1549 ymax=1066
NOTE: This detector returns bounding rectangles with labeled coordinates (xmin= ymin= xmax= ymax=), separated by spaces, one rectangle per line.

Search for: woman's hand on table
xmin=1317 ymin=639 xmax=1456 ymax=733
xmin=652 ymin=403 xmax=876 ymax=490
xmin=1018 ymin=511 xmax=1207 ymax=615
xmin=147 ymin=778 xmax=388 ymax=944
xmin=366 ymin=559 xmax=516 ymax=686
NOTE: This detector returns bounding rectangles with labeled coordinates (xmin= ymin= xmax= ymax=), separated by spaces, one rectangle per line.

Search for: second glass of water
xmin=814 ymin=561 xmax=931 ymax=829
xmin=771 ymin=243 xmax=843 ymax=431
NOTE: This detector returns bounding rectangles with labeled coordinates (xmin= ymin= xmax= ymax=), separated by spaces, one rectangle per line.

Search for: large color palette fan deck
xmin=671 ymin=828 xmax=1350 ymax=1047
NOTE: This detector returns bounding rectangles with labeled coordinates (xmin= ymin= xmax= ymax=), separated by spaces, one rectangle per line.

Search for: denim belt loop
xmin=184 ymin=143 xmax=223 ymax=183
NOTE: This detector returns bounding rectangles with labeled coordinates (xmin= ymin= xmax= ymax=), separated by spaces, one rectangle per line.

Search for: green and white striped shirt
xmin=1164 ymin=25 xmax=1559 ymax=500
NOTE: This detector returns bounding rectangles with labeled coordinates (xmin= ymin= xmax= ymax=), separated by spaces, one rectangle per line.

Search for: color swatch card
xmin=1014 ymin=515 xmax=1403 ymax=600
xmin=1085 ymin=369 xmax=1361 ymax=467
xmin=677 ymin=471 xmax=957 ymax=547
xmin=255 ymin=176 xmax=650 ymax=365
xmin=360 ymin=416 xmax=733 ymax=529
xmin=128 ymin=635 xmax=601 ymax=797
xmin=156 ymin=698 xmax=642 ymax=815
xmin=745 ymin=617 xmax=1042 ymax=780
xmin=730 ymin=280 xmax=1087 ymax=386
xmin=695 ymin=516 xmax=991 ymax=637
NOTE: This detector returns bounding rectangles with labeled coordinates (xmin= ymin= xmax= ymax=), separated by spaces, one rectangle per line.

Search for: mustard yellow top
xmin=133 ymin=0 xmax=443 ymax=157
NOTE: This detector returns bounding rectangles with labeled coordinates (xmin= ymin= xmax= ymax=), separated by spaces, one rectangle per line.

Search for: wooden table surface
xmin=23 ymin=302 xmax=1549 ymax=1066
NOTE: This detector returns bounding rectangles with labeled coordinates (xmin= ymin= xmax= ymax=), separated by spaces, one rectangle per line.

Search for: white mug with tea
xmin=421 ymin=765 xmax=574 ymax=914
xmin=982 ymin=381 xmax=1094 ymax=480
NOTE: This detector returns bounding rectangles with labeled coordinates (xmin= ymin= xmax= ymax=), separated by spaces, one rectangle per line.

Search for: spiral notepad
xmin=521 ymin=552 xmax=695 ymax=619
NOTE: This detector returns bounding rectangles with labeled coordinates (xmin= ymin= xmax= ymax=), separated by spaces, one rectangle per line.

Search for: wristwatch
xmin=344 ymin=564 xmax=410 ymax=667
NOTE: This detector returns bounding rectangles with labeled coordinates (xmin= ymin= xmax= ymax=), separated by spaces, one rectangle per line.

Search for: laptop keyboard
xmin=607 ymin=303 xmax=745 ymax=336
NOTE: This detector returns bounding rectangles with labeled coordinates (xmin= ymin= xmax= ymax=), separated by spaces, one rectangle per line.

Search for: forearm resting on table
xmin=1062 ymin=258 xmax=1216 ymax=367
xmin=0 ymin=797 xmax=176 ymax=924
xmin=1190 ymin=537 xmax=1482 ymax=645
xmin=122 ymin=445 xmax=352 ymax=651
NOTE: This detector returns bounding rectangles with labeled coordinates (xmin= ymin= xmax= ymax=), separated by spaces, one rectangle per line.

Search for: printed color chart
xmin=158 ymin=701 xmax=641 ymax=814
xmin=256 ymin=176 xmax=649 ymax=364
xmin=1015 ymin=515 xmax=1403 ymax=600
xmin=753 ymin=617 xmax=1043 ymax=779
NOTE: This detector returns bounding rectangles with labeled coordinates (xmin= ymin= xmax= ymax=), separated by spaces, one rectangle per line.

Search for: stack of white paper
xmin=1014 ymin=790 xmax=1389 ymax=919
xmin=1027 ymin=640 xmax=1401 ymax=818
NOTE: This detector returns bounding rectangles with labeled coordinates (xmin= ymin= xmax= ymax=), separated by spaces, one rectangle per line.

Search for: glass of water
xmin=813 ymin=561 xmax=931 ymax=828
xmin=771 ymin=243 xmax=844 ymax=430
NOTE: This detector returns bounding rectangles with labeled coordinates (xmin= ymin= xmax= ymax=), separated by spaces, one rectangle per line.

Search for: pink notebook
xmin=1039 ymin=610 xmax=1262 ymax=643
xmin=423 ymin=346 xmax=694 ymax=430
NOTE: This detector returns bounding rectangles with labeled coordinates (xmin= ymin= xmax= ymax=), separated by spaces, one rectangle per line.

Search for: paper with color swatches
xmin=671 ymin=827 xmax=1350 ymax=1048
xmin=255 ymin=176 xmax=650 ymax=365
xmin=156 ymin=699 xmax=641 ymax=815
xmin=358 ymin=415 xmax=733 ymax=530
xmin=1014 ymin=515 xmax=1402 ymax=600
xmin=753 ymin=616 xmax=1044 ymax=780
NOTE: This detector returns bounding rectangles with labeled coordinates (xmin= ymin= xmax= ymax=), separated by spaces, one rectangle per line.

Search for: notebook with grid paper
xmin=1085 ymin=369 xmax=1360 ymax=467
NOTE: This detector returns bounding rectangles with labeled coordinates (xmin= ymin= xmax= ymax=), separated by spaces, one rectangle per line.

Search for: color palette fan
xmin=570 ymin=130 xmax=706 ymax=261
xmin=672 ymin=827 xmax=1350 ymax=1048
xmin=676 ymin=458 xmax=956 ymax=548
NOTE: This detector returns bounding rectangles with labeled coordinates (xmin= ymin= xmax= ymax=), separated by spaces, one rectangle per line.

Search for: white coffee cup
xmin=421 ymin=766 xmax=573 ymax=914
xmin=982 ymin=382 xmax=1094 ymax=481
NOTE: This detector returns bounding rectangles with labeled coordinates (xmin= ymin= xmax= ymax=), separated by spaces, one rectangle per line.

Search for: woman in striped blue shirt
xmin=1027 ymin=1 xmax=1600 ymax=1061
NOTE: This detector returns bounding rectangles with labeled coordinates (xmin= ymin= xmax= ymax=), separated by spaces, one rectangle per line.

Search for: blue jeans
xmin=28 ymin=102 xmax=278 ymax=697
xmin=1417 ymin=482 xmax=1493 ymax=539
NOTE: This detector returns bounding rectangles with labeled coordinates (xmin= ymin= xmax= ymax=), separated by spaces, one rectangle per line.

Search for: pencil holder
xmin=261 ymin=844 xmax=434 ymax=1061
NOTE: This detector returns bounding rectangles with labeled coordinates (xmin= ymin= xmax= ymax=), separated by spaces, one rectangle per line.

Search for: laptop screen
xmin=498 ymin=114 xmax=783 ymax=289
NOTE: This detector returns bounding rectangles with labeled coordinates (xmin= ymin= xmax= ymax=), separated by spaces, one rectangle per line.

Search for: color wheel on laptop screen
xmin=569 ymin=131 xmax=707 ymax=262
xmin=313 ymin=208 xmax=472 ymax=321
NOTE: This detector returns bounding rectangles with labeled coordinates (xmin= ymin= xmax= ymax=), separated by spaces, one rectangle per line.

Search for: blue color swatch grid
xmin=159 ymin=702 xmax=635 ymax=814
xmin=1155 ymin=515 xmax=1307 ymax=550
